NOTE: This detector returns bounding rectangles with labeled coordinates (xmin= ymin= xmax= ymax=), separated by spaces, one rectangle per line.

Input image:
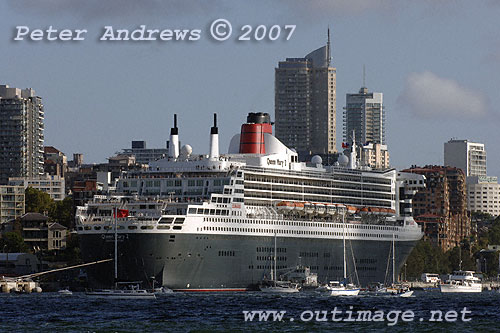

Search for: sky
xmin=1 ymin=1 xmax=499 ymax=176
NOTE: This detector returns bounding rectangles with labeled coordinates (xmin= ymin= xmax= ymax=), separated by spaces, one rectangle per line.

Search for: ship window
xmin=188 ymin=208 xmax=196 ymax=214
xmin=128 ymin=226 xmax=137 ymax=230
xmin=159 ymin=217 xmax=174 ymax=224
xmin=94 ymin=226 xmax=101 ymax=230
xmin=157 ymin=225 xmax=170 ymax=229
xmin=174 ymin=217 xmax=185 ymax=224
xmin=210 ymin=209 xmax=215 ymax=215
xmin=173 ymin=226 xmax=182 ymax=230
xmin=141 ymin=225 xmax=154 ymax=230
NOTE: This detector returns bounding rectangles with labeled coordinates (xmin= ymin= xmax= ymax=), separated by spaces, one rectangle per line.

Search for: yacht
xmin=439 ymin=271 xmax=482 ymax=293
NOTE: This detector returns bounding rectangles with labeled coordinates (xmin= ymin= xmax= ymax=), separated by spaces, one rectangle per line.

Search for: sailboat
xmin=260 ymin=232 xmax=300 ymax=293
xmin=325 ymin=210 xmax=360 ymax=296
xmin=86 ymin=207 xmax=156 ymax=299
xmin=385 ymin=234 xmax=413 ymax=297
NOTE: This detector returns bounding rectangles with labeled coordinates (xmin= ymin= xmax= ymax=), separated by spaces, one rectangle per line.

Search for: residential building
xmin=72 ymin=179 xmax=101 ymax=207
xmin=20 ymin=213 xmax=67 ymax=252
xmin=0 ymin=185 xmax=25 ymax=224
xmin=444 ymin=139 xmax=486 ymax=177
xmin=68 ymin=153 xmax=84 ymax=169
xmin=9 ymin=174 xmax=65 ymax=201
xmin=403 ymin=166 xmax=470 ymax=251
xmin=344 ymin=87 xmax=385 ymax=145
xmin=467 ymin=176 xmax=500 ymax=217
xmin=0 ymin=85 xmax=44 ymax=184
xmin=358 ymin=143 xmax=390 ymax=169
xmin=275 ymin=30 xmax=336 ymax=157
xmin=120 ymin=140 xmax=169 ymax=165
xmin=43 ymin=146 xmax=67 ymax=177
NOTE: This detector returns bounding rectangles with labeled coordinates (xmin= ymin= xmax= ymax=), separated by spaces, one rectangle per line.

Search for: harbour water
xmin=0 ymin=290 xmax=498 ymax=332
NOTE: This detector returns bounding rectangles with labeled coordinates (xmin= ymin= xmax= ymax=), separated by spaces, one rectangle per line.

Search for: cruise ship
xmin=76 ymin=113 xmax=425 ymax=291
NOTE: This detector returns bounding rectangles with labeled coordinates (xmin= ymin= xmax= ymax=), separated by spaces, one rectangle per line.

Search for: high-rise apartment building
xmin=0 ymin=85 xmax=44 ymax=184
xmin=275 ymin=31 xmax=336 ymax=157
xmin=444 ymin=139 xmax=486 ymax=177
xmin=466 ymin=176 xmax=500 ymax=217
xmin=0 ymin=185 xmax=25 ymax=224
xmin=344 ymin=87 xmax=385 ymax=145
xmin=403 ymin=166 xmax=470 ymax=251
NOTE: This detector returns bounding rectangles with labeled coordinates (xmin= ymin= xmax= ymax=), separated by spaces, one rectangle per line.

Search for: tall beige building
xmin=467 ymin=176 xmax=500 ymax=217
xmin=275 ymin=31 xmax=336 ymax=157
xmin=359 ymin=143 xmax=390 ymax=169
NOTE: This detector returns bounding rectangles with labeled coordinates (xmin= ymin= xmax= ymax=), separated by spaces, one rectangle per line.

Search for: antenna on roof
xmin=327 ymin=26 xmax=331 ymax=66
xmin=363 ymin=64 xmax=366 ymax=88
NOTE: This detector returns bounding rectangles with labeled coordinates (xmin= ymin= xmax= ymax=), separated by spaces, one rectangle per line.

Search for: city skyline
xmin=1 ymin=1 xmax=499 ymax=176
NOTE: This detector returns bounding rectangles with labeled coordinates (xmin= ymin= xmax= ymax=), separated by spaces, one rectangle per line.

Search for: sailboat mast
xmin=392 ymin=234 xmax=395 ymax=284
xmin=342 ymin=212 xmax=347 ymax=280
xmin=459 ymin=246 xmax=462 ymax=271
xmin=114 ymin=206 xmax=118 ymax=289
xmin=274 ymin=231 xmax=277 ymax=287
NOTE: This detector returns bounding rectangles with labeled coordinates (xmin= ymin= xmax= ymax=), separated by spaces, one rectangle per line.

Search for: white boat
xmin=86 ymin=287 xmax=156 ymax=299
xmin=439 ymin=271 xmax=482 ymax=293
xmin=326 ymin=281 xmax=360 ymax=296
xmin=327 ymin=213 xmax=360 ymax=296
xmin=57 ymin=288 xmax=72 ymax=295
xmin=386 ymin=284 xmax=413 ymax=297
xmin=260 ymin=281 xmax=300 ymax=293
xmin=152 ymin=287 xmax=174 ymax=295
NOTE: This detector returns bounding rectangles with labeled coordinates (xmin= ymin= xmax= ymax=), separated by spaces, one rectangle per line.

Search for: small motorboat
xmin=58 ymin=287 xmax=73 ymax=295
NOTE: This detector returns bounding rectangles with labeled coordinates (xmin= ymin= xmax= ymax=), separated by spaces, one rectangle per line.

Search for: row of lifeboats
xmin=275 ymin=201 xmax=395 ymax=216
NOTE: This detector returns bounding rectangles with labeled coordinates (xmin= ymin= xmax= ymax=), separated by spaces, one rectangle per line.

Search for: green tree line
xmin=405 ymin=214 xmax=500 ymax=279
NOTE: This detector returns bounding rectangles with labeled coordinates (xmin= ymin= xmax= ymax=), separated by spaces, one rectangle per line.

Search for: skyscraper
xmin=344 ymin=86 xmax=384 ymax=145
xmin=444 ymin=139 xmax=486 ymax=177
xmin=0 ymin=85 xmax=44 ymax=184
xmin=275 ymin=30 xmax=336 ymax=157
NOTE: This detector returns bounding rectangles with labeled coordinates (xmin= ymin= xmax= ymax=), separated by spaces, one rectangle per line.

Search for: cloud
xmin=397 ymin=71 xmax=488 ymax=119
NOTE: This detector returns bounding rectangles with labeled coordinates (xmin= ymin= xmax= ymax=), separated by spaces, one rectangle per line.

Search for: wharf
xmin=0 ymin=277 xmax=41 ymax=293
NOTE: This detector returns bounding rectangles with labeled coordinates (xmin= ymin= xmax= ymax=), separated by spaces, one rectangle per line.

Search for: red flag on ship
xmin=114 ymin=209 xmax=129 ymax=218
xmin=342 ymin=142 xmax=349 ymax=149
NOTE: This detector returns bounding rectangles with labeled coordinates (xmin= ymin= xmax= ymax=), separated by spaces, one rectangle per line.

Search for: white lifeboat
xmin=326 ymin=204 xmax=337 ymax=215
xmin=276 ymin=201 xmax=294 ymax=212
xmin=293 ymin=202 xmax=305 ymax=212
xmin=314 ymin=203 xmax=326 ymax=215
xmin=304 ymin=202 xmax=315 ymax=215
xmin=345 ymin=205 xmax=358 ymax=215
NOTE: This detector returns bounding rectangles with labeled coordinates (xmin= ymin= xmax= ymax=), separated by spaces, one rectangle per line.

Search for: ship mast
xmin=342 ymin=212 xmax=347 ymax=281
xmin=114 ymin=206 xmax=118 ymax=289
xmin=392 ymin=234 xmax=395 ymax=285
xmin=274 ymin=231 xmax=277 ymax=287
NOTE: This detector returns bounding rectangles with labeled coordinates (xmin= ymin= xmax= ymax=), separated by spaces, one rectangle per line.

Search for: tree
xmin=25 ymin=187 xmax=55 ymax=215
xmin=50 ymin=196 xmax=74 ymax=228
xmin=0 ymin=232 xmax=29 ymax=253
